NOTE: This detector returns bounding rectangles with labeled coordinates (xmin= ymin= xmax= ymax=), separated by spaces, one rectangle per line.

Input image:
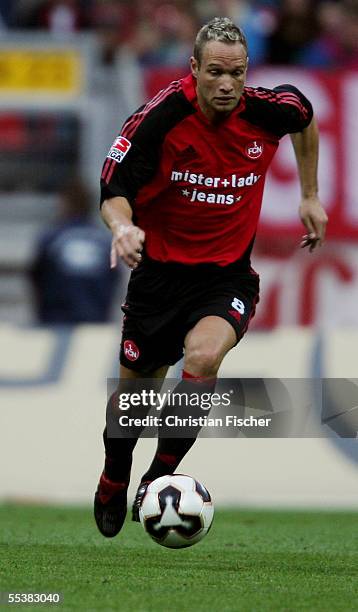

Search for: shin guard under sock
xmin=103 ymin=389 xmax=148 ymax=483
xmin=140 ymin=372 xmax=216 ymax=483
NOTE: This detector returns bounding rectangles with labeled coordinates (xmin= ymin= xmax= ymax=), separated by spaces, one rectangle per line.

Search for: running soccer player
xmin=95 ymin=17 xmax=328 ymax=537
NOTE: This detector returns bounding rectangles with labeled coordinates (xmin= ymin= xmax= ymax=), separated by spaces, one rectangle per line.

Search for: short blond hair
xmin=194 ymin=17 xmax=248 ymax=65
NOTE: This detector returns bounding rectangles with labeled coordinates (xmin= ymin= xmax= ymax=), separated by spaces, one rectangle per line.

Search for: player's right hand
xmin=110 ymin=224 xmax=145 ymax=269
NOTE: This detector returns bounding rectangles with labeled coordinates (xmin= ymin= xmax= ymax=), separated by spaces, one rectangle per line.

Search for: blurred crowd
xmin=1 ymin=0 xmax=358 ymax=69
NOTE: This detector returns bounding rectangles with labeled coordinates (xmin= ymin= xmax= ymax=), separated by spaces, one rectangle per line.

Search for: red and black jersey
xmin=101 ymin=74 xmax=312 ymax=266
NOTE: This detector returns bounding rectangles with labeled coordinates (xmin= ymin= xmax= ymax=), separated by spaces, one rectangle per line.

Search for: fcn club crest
xmin=246 ymin=140 xmax=263 ymax=159
xmin=123 ymin=340 xmax=140 ymax=361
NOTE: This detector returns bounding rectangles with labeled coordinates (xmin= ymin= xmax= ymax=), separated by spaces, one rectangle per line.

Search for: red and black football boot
xmin=131 ymin=481 xmax=151 ymax=522
xmin=94 ymin=472 xmax=128 ymax=537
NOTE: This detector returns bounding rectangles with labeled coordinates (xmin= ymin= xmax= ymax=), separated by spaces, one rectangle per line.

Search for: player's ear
xmin=190 ymin=56 xmax=198 ymax=79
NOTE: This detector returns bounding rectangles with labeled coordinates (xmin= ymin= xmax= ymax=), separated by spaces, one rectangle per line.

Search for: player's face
xmin=191 ymin=41 xmax=248 ymax=121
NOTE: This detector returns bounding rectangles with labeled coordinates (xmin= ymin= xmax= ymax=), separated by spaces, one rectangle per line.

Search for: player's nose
xmin=218 ymin=78 xmax=234 ymax=94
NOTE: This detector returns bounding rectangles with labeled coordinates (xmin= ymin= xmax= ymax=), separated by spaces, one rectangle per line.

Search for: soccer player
xmin=95 ymin=17 xmax=328 ymax=537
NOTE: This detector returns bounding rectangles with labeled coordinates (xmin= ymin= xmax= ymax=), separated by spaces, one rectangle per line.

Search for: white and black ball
xmin=139 ymin=474 xmax=214 ymax=549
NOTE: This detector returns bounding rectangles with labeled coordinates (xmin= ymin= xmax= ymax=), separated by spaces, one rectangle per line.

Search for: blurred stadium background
xmin=1 ymin=0 xmax=358 ymax=509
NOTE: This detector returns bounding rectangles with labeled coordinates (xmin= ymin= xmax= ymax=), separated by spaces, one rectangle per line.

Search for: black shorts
xmin=120 ymin=255 xmax=260 ymax=374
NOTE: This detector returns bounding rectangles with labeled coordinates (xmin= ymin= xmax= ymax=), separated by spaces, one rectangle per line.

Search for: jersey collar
xmin=181 ymin=73 xmax=198 ymax=103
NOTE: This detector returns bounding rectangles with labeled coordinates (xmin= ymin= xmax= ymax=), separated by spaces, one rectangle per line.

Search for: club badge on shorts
xmin=123 ymin=340 xmax=140 ymax=362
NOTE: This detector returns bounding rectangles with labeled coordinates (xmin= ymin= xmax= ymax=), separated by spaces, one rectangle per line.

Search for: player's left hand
xmin=299 ymin=196 xmax=328 ymax=252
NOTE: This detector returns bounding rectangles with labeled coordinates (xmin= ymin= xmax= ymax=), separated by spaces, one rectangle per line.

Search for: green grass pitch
xmin=1 ymin=505 xmax=357 ymax=611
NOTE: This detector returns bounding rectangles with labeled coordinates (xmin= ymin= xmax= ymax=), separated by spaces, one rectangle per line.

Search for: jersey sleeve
xmin=243 ymin=84 xmax=313 ymax=138
xmin=100 ymin=105 xmax=163 ymax=206
xmin=100 ymin=82 xmax=195 ymax=206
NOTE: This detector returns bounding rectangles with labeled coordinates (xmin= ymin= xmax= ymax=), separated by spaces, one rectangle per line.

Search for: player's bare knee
xmin=184 ymin=345 xmax=222 ymax=377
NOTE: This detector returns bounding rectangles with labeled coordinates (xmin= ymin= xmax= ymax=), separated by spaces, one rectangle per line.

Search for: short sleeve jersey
xmin=101 ymin=74 xmax=313 ymax=266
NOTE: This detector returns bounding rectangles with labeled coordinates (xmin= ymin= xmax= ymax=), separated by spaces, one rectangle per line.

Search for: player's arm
xmin=251 ymin=84 xmax=328 ymax=252
xmin=100 ymin=100 xmax=171 ymax=269
xmin=101 ymin=196 xmax=145 ymax=269
xmin=290 ymin=116 xmax=328 ymax=252
xmin=100 ymin=119 xmax=157 ymax=270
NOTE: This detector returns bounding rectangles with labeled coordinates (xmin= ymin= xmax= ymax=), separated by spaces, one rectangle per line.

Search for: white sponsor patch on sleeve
xmin=107 ymin=136 xmax=132 ymax=163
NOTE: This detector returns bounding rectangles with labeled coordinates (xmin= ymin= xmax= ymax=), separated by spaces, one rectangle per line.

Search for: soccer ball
xmin=139 ymin=474 xmax=214 ymax=549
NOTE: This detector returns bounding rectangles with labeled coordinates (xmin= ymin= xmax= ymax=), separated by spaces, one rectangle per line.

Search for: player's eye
xmin=208 ymin=69 xmax=220 ymax=76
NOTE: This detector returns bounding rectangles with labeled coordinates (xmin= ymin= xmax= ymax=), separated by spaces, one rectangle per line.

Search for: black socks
xmin=140 ymin=374 xmax=216 ymax=483
xmin=103 ymin=375 xmax=216 ymax=485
